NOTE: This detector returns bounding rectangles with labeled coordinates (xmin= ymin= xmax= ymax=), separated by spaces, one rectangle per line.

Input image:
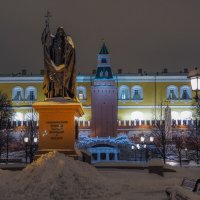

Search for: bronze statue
xmin=41 ymin=12 xmax=76 ymax=100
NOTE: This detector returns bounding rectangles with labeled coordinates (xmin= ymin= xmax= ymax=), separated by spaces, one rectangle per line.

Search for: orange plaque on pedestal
xmin=33 ymin=100 xmax=84 ymax=157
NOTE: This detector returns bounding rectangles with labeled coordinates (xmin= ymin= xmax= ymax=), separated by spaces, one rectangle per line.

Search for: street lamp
xmin=136 ymin=144 xmax=140 ymax=149
xmin=150 ymin=136 xmax=154 ymax=143
xmin=140 ymin=136 xmax=145 ymax=143
xmin=139 ymin=136 xmax=155 ymax=162
xmin=24 ymin=136 xmax=29 ymax=163
xmin=33 ymin=137 xmax=38 ymax=143
xmin=188 ymin=67 xmax=200 ymax=102
xmin=188 ymin=68 xmax=200 ymax=136
xmin=185 ymin=148 xmax=188 ymax=159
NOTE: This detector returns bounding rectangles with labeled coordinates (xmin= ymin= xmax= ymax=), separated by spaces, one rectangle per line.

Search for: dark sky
xmin=1 ymin=0 xmax=200 ymax=75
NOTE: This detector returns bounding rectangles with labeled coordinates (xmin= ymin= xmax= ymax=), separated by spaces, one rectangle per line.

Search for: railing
xmin=117 ymin=119 xmax=197 ymax=128
xmin=8 ymin=120 xmax=38 ymax=128
xmin=10 ymin=119 xmax=198 ymax=129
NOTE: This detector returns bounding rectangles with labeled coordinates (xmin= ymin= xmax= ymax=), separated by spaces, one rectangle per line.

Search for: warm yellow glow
xmin=136 ymin=144 xmax=140 ymax=149
xmin=14 ymin=112 xmax=23 ymax=121
xmin=180 ymin=111 xmax=192 ymax=120
xmin=24 ymin=137 xmax=28 ymax=143
xmin=34 ymin=137 xmax=38 ymax=143
xmin=171 ymin=111 xmax=179 ymax=120
xmin=150 ymin=136 xmax=154 ymax=142
xmin=140 ymin=136 xmax=145 ymax=142
xmin=131 ymin=111 xmax=144 ymax=120
xmin=191 ymin=77 xmax=200 ymax=90
xmin=131 ymin=145 xmax=135 ymax=150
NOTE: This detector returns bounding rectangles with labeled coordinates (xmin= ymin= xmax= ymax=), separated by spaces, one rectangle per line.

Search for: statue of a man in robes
xmin=41 ymin=15 xmax=76 ymax=100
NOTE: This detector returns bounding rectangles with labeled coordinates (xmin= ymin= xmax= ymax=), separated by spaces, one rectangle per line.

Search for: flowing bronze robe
xmin=42 ymin=26 xmax=76 ymax=99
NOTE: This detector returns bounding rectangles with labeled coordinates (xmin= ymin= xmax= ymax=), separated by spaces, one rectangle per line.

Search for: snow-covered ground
xmin=0 ymin=151 xmax=199 ymax=200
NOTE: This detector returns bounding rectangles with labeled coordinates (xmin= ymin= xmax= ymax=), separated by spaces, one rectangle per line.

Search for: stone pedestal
xmin=33 ymin=100 xmax=84 ymax=158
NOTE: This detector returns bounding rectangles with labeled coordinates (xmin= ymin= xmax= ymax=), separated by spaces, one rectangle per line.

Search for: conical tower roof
xmin=99 ymin=42 xmax=109 ymax=54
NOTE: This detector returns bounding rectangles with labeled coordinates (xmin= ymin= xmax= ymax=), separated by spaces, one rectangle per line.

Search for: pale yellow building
xmin=0 ymin=69 xmax=195 ymax=137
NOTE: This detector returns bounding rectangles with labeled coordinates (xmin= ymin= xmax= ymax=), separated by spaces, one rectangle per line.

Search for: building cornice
xmin=114 ymin=75 xmax=190 ymax=82
xmin=0 ymin=75 xmax=94 ymax=83
xmin=0 ymin=75 xmax=189 ymax=83
xmin=118 ymin=105 xmax=194 ymax=109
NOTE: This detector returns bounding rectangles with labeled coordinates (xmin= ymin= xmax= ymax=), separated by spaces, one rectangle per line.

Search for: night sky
xmin=1 ymin=0 xmax=200 ymax=75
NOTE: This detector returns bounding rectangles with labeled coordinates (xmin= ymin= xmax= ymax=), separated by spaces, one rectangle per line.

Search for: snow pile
xmin=0 ymin=151 xmax=114 ymax=200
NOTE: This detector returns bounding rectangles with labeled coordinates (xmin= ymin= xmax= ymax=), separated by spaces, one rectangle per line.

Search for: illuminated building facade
xmin=0 ymin=43 xmax=194 ymax=138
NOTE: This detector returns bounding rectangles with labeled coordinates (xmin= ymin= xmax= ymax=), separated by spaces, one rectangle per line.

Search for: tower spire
xmin=95 ymin=40 xmax=113 ymax=79
xmin=99 ymin=40 xmax=109 ymax=54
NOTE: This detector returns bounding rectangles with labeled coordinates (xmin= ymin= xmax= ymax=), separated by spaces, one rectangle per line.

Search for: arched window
xmin=131 ymin=85 xmax=143 ymax=100
xmin=12 ymin=86 xmax=24 ymax=101
xmin=77 ymin=86 xmax=86 ymax=100
xmin=12 ymin=112 xmax=23 ymax=121
xmin=166 ymin=85 xmax=178 ymax=100
xmin=131 ymin=111 xmax=144 ymax=120
xmin=180 ymin=86 xmax=192 ymax=100
xmin=171 ymin=111 xmax=179 ymax=120
xmin=25 ymin=86 xmax=37 ymax=101
xmin=180 ymin=111 xmax=192 ymax=120
xmin=118 ymin=85 xmax=130 ymax=100
xmin=24 ymin=112 xmax=38 ymax=121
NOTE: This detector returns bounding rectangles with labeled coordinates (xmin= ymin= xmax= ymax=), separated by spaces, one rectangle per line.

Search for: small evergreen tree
xmin=0 ymin=91 xmax=14 ymax=158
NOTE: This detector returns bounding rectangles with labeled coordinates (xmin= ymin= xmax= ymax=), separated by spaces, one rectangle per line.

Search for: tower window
xmin=105 ymin=71 xmax=108 ymax=77
xmin=101 ymin=58 xmax=107 ymax=63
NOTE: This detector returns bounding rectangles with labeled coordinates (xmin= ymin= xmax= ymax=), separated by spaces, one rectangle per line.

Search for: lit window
xmin=29 ymin=91 xmax=35 ymax=101
xmin=180 ymin=86 xmax=192 ymax=100
xmin=167 ymin=86 xmax=178 ymax=100
xmin=78 ymin=91 xmax=84 ymax=100
xmin=14 ymin=91 xmax=22 ymax=100
xmin=168 ymin=90 xmax=177 ymax=99
xmin=119 ymin=85 xmax=130 ymax=100
xmin=25 ymin=86 xmax=37 ymax=101
xmin=131 ymin=111 xmax=144 ymax=121
xmin=133 ymin=90 xmax=140 ymax=99
xmin=12 ymin=86 xmax=24 ymax=101
xmin=131 ymin=86 xmax=143 ymax=101
xmin=77 ymin=86 xmax=86 ymax=100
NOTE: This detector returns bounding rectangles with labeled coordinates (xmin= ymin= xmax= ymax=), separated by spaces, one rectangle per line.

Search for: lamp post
xmin=24 ymin=136 xmax=29 ymax=163
xmin=188 ymin=68 xmax=200 ymax=136
xmin=188 ymin=68 xmax=200 ymax=164
xmin=131 ymin=145 xmax=135 ymax=161
xmin=140 ymin=136 xmax=145 ymax=161
xmin=188 ymin=67 xmax=200 ymax=103
xmin=23 ymin=136 xmax=38 ymax=163
xmin=185 ymin=148 xmax=188 ymax=159
xmin=140 ymin=136 xmax=154 ymax=162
